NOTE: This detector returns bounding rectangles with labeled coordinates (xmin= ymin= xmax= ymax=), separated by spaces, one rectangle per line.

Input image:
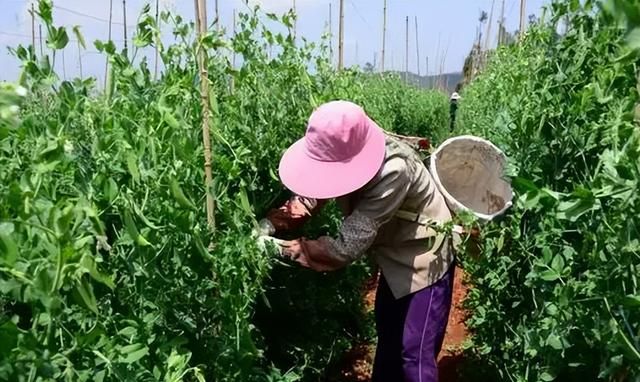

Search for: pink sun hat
xmin=278 ymin=100 xmax=386 ymax=199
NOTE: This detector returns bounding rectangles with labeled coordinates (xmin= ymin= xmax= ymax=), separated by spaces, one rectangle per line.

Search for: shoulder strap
xmin=395 ymin=209 xmax=464 ymax=234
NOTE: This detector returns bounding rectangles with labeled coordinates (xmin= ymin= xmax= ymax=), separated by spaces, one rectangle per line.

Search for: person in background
xmin=258 ymin=100 xmax=458 ymax=382
xmin=449 ymin=84 xmax=462 ymax=131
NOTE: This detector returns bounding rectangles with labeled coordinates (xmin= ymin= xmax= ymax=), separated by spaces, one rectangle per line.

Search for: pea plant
xmin=457 ymin=0 xmax=640 ymax=380
xmin=0 ymin=1 xmax=449 ymax=381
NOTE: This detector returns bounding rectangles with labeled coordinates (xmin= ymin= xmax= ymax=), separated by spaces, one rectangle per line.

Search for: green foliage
xmin=457 ymin=0 xmax=640 ymax=380
xmin=0 ymin=3 xmax=448 ymax=382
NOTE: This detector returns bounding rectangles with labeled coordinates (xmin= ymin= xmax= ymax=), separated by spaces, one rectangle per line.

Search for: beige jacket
xmin=268 ymin=136 xmax=456 ymax=299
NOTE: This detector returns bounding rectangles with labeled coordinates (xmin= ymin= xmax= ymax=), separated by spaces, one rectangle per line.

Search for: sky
xmin=0 ymin=0 xmax=549 ymax=84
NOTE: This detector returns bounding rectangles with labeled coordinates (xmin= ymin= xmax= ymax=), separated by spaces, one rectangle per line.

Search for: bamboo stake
xmin=498 ymin=0 xmax=505 ymax=46
xmin=355 ymin=41 xmax=359 ymax=66
xmin=381 ymin=0 xmax=386 ymax=72
xmin=292 ymin=0 xmax=296 ymax=41
xmin=215 ymin=0 xmax=220 ymax=32
xmin=62 ymin=48 xmax=66 ymax=79
xmin=440 ymin=38 xmax=450 ymax=90
xmin=434 ymin=32 xmax=440 ymax=83
xmin=30 ymin=3 xmax=35 ymax=54
xmin=230 ymin=9 xmax=236 ymax=94
xmin=437 ymin=52 xmax=442 ymax=90
xmin=519 ymin=0 xmax=526 ymax=41
xmin=338 ymin=0 xmax=344 ymax=70
xmin=194 ymin=0 xmax=216 ymax=232
xmin=77 ymin=38 xmax=83 ymax=78
xmin=329 ymin=3 xmax=333 ymax=65
xmin=405 ymin=16 xmax=408 ymax=82
xmin=154 ymin=0 xmax=159 ymax=80
xmin=484 ymin=0 xmax=495 ymax=51
xmin=38 ymin=24 xmax=43 ymax=57
xmin=414 ymin=16 xmax=420 ymax=76
xmin=105 ymin=0 xmax=113 ymax=88
xmin=426 ymin=56 xmax=429 ymax=83
xmin=123 ymin=0 xmax=128 ymax=55
xmin=442 ymin=37 xmax=451 ymax=87
xmin=232 ymin=9 xmax=237 ymax=69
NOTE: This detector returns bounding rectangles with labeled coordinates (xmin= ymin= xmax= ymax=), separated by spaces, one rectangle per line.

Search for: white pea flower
xmin=64 ymin=140 xmax=74 ymax=154
xmin=15 ymin=86 xmax=27 ymax=97
xmin=96 ymin=235 xmax=112 ymax=252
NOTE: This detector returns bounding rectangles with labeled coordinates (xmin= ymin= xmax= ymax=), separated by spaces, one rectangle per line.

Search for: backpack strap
xmin=395 ymin=210 xmax=465 ymax=234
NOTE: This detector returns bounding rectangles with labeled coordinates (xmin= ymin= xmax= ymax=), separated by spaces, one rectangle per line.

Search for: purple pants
xmin=371 ymin=264 xmax=455 ymax=382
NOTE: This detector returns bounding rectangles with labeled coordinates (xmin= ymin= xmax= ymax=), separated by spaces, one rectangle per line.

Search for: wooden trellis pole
xmin=498 ymin=0 xmax=506 ymax=46
xmin=122 ymin=0 xmax=128 ymax=55
xmin=38 ymin=24 xmax=43 ymax=57
xmin=215 ymin=0 xmax=220 ymax=32
xmin=338 ymin=0 xmax=344 ymax=70
xmin=484 ymin=0 xmax=495 ymax=51
xmin=426 ymin=56 xmax=429 ymax=78
xmin=440 ymin=40 xmax=450 ymax=90
xmin=230 ymin=8 xmax=236 ymax=94
xmin=381 ymin=0 xmax=386 ymax=72
xmin=329 ymin=3 xmax=333 ymax=65
xmin=519 ymin=0 xmax=526 ymax=41
xmin=232 ymin=9 xmax=237 ymax=69
xmin=77 ymin=36 xmax=83 ymax=78
xmin=194 ymin=0 xmax=216 ymax=232
xmin=105 ymin=0 xmax=113 ymax=88
xmin=30 ymin=3 xmax=35 ymax=54
xmin=434 ymin=33 xmax=441 ymax=87
xmin=405 ymin=16 xmax=409 ymax=82
xmin=62 ymin=48 xmax=66 ymax=79
xmin=414 ymin=16 xmax=420 ymax=76
xmin=154 ymin=0 xmax=159 ymax=80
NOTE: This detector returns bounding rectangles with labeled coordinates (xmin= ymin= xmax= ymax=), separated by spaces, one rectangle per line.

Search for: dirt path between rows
xmin=331 ymin=266 xmax=468 ymax=382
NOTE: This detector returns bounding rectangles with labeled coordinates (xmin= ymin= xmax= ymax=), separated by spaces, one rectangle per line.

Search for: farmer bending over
xmin=260 ymin=100 xmax=457 ymax=382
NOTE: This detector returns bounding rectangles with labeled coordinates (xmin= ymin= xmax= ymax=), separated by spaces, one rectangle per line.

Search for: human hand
xmin=280 ymin=239 xmax=337 ymax=272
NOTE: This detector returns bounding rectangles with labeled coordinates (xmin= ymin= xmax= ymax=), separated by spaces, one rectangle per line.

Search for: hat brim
xmin=278 ymin=118 xmax=386 ymax=199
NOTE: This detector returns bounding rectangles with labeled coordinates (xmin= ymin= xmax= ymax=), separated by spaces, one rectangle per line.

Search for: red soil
xmin=437 ymin=266 xmax=468 ymax=382
xmin=331 ymin=266 xmax=469 ymax=382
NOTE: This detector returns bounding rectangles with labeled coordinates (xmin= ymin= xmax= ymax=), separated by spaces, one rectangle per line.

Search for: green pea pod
xmin=193 ymin=232 xmax=214 ymax=263
xmin=238 ymin=188 xmax=253 ymax=217
xmin=0 ymin=233 xmax=18 ymax=266
xmin=170 ymin=178 xmax=196 ymax=210
xmin=123 ymin=210 xmax=151 ymax=246
xmin=132 ymin=201 xmax=162 ymax=229
xmin=126 ymin=153 xmax=140 ymax=184
xmin=163 ymin=112 xmax=180 ymax=130
xmin=136 ymin=234 xmax=152 ymax=247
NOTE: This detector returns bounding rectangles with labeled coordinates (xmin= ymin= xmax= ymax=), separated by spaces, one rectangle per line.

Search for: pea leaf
xmin=622 ymin=295 xmax=640 ymax=308
xmin=119 ymin=343 xmax=149 ymax=364
xmin=540 ymin=372 xmax=556 ymax=381
xmin=547 ymin=334 xmax=563 ymax=350
xmin=540 ymin=270 xmax=561 ymax=282
xmin=551 ymin=254 xmax=565 ymax=273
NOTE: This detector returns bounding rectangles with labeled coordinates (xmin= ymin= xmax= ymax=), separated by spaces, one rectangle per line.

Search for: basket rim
xmin=429 ymin=135 xmax=514 ymax=221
